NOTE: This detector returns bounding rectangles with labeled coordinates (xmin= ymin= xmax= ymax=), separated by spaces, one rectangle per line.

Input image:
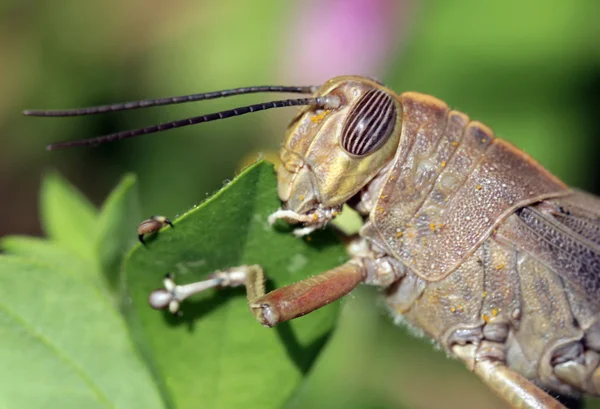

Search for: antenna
xmin=22 ymin=84 xmax=340 ymax=150
xmin=23 ymin=85 xmax=318 ymax=117
xmin=43 ymin=97 xmax=328 ymax=150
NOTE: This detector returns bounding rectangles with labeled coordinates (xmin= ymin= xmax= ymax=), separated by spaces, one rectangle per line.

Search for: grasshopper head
xmin=31 ymin=75 xmax=401 ymax=233
xmin=277 ymin=76 xmax=402 ymax=219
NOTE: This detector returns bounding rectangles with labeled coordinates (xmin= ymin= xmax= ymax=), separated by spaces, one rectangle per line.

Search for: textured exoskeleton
xmin=29 ymin=74 xmax=600 ymax=409
xmin=148 ymin=76 xmax=600 ymax=409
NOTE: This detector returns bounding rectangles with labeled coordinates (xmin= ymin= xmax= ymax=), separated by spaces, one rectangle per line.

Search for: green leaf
xmin=0 ymin=255 xmax=166 ymax=409
xmin=123 ymin=161 xmax=348 ymax=409
xmin=40 ymin=172 xmax=98 ymax=261
xmin=95 ymin=173 xmax=140 ymax=288
xmin=0 ymin=235 xmax=104 ymax=290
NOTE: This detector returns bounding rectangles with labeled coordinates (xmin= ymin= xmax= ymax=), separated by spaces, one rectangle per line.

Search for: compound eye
xmin=341 ymin=89 xmax=397 ymax=157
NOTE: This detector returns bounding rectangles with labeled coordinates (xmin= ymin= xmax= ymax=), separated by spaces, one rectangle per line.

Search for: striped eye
xmin=340 ymin=89 xmax=397 ymax=157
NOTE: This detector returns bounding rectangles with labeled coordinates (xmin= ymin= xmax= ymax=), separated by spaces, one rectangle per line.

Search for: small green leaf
xmin=0 ymin=235 xmax=103 ymax=289
xmin=0 ymin=255 xmax=166 ymax=409
xmin=95 ymin=173 xmax=140 ymax=288
xmin=123 ymin=161 xmax=348 ymax=409
xmin=40 ymin=172 xmax=98 ymax=261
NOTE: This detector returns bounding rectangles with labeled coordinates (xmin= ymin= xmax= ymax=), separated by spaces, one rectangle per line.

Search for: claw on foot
xmin=138 ymin=215 xmax=173 ymax=244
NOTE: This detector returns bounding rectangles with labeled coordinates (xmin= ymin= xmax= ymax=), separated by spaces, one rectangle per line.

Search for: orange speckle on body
xmin=450 ymin=307 xmax=457 ymax=313
xmin=495 ymin=263 xmax=505 ymax=271
xmin=492 ymin=308 xmax=498 ymax=317
xmin=306 ymin=236 xmax=312 ymax=241
xmin=482 ymin=291 xmax=488 ymax=298
xmin=310 ymin=110 xmax=330 ymax=123
xmin=482 ymin=314 xmax=490 ymax=323
xmin=299 ymin=194 xmax=305 ymax=201
xmin=396 ymin=231 xmax=403 ymax=238
xmin=476 ymin=185 xmax=482 ymax=190
xmin=481 ymin=138 xmax=487 ymax=143
xmin=441 ymin=161 xmax=447 ymax=168
xmin=380 ymin=195 xmax=387 ymax=200
xmin=452 ymin=141 xmax=459 ymax=147
xmin=407 ymin=232 xmax=414 ymax=238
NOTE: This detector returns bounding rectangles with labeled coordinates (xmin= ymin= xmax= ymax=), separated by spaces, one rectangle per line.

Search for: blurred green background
xmin=1 ymin=0 xmax=599 ymax=408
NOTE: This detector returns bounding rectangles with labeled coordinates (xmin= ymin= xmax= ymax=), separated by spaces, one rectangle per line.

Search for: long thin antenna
xmin=46 ymin=97 xmax=324 ymax=150
xmin=23 ymin=85 xmax=318 ymax=117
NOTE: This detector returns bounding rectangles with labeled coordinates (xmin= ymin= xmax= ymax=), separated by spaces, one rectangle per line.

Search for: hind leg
xmin=453 ymin=343 xmax=567 ymax=409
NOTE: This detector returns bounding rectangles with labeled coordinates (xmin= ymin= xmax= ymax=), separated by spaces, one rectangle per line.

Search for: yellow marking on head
xmin=309 ymin=110 xmax=330 ymax=123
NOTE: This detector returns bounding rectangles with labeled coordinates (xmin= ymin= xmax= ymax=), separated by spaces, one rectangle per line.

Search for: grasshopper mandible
xmin=25 ymin=76 xmax=600 ymax=409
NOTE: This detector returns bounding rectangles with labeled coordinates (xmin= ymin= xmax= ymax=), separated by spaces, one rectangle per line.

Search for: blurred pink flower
xmin=279 ymin=0 xmax=414 ymax=84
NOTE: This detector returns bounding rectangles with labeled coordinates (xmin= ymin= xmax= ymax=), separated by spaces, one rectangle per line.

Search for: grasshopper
xmin=26 ymin=76 xmax=600 ymax=409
